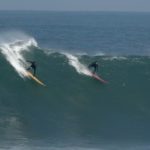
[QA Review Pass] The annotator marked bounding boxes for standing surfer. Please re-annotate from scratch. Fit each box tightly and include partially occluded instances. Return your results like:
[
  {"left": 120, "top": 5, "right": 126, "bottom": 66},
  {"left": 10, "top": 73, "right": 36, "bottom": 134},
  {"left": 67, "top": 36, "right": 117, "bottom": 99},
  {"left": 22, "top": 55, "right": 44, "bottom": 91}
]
[
  {"left": 88, "top": 61, "right": 99, "bottom": 74},
  {"left": 27, "top": 60, "right": 36, "bottom": 76}
]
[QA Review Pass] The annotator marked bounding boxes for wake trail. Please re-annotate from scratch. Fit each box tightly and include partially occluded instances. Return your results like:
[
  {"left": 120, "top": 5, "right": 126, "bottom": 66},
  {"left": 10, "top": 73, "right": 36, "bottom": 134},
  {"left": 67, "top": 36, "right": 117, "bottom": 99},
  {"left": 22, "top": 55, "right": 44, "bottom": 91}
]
[{"left": 64, "top": 53, "right": 92, "bottom": 77}]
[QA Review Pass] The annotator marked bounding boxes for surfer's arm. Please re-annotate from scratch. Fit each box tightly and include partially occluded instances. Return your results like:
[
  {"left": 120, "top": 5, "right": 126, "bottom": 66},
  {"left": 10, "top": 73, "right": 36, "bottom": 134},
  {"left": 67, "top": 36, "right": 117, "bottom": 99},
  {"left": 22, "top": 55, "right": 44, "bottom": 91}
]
[{"left": 27, "top": 60, "right": 32, "bottom": 63}]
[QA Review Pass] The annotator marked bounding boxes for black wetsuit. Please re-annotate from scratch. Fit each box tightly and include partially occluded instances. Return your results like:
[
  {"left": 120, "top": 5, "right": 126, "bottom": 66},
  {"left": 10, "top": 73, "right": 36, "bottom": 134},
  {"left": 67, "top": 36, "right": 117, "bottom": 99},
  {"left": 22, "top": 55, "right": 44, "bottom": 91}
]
[
  {"left": 27, "top": 61, "right": 36, "bottom": 76},
  {"left": 88, "top": 61, "right": 98, "bottom": 74}
]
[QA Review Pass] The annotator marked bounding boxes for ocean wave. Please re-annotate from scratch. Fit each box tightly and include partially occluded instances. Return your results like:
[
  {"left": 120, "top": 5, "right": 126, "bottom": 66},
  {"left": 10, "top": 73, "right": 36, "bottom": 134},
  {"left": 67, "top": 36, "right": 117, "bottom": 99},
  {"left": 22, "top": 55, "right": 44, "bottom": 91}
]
[{"left": 0, "top": 31, "right": 38, "bottom": 78}]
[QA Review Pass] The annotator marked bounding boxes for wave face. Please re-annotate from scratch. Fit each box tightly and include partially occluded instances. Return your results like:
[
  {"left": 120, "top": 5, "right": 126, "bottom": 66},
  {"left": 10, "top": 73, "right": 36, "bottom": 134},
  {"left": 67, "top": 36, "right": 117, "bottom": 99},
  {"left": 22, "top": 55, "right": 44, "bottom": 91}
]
[
  {"left": 0, "top": 11, "right": 150, "bottom": 149},
  {"left": 1, "top": 41, "right": 150, "bottom": 149}
]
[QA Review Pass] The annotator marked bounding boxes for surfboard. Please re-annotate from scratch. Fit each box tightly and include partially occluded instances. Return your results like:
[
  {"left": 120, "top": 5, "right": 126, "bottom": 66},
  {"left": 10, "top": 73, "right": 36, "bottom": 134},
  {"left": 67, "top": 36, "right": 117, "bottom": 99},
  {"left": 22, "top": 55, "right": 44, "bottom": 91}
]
[
  {"left": 26, "top": 71, "right": 46, "bottom": 87},
  {"left": 92, "top": 73, "right": 108, "bottom": 84}
]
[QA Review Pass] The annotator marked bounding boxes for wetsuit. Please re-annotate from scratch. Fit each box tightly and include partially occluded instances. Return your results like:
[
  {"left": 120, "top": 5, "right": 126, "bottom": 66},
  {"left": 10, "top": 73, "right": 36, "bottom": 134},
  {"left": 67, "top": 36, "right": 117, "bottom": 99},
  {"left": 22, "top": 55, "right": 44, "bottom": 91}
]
[
  {"left": 88, "top": 61, "right": 98, "bottom": 74},
  {"left": 27, "top": 61, "right": 36, "bottom": 76}
]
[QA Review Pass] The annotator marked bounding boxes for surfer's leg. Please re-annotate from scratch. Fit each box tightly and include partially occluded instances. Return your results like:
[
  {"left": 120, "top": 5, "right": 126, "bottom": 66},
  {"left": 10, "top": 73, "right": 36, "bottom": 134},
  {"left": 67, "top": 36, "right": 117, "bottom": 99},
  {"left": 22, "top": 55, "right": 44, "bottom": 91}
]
[
  {"left": 96, "top": 66, "right": 98, "bottom": 73},
  {"left": 27, "top": 67, "right": 31, "bottom": 71},
  {"left": 93, "top": 67, "right": 97, "bottom": 74},
  {"left": 33, "top": 68, "right": 36, "bottom": 76}
]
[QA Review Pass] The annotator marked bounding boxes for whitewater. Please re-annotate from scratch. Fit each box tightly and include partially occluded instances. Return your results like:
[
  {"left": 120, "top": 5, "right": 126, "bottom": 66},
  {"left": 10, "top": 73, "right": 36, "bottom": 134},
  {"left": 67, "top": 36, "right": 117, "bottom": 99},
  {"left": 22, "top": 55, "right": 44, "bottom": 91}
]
[{"left": 0, "top": 32, "right": 38, "bottom": 78}]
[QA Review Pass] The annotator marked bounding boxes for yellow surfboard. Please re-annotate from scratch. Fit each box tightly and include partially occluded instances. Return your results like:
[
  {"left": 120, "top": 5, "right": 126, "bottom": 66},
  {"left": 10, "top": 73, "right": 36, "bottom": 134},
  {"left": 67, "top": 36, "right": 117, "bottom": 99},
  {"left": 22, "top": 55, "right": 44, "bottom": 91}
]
[{"left": 26, "top": 71, "right": 46, "bottom": 87}]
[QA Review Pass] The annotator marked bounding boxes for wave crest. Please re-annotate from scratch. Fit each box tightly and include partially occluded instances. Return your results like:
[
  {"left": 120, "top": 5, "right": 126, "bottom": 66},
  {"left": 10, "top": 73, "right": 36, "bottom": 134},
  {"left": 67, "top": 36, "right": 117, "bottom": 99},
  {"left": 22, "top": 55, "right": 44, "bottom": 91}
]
[{"left": 0, "top": 31, "right": 38, "bottom": 78}]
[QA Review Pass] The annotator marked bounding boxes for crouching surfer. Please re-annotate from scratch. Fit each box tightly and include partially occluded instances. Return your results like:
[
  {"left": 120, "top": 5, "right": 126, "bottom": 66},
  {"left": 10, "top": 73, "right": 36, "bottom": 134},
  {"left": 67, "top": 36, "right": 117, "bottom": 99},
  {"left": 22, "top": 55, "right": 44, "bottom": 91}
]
[{"left": 27, "top": 60, "right": 36, "bottom": 76}]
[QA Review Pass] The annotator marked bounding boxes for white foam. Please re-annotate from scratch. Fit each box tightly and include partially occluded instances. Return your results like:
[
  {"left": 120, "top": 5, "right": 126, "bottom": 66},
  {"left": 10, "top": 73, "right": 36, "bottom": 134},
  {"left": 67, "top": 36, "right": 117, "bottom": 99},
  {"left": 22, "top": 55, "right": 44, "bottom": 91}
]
[
  {"left": 64, "top": 53, "right": 92, "bottom": 76},
  {"left": 102, "top": 56, "right": 127, "bottom": 61},
  {"left": 0, "top": 31, "right": 38, "bottom": 78}
]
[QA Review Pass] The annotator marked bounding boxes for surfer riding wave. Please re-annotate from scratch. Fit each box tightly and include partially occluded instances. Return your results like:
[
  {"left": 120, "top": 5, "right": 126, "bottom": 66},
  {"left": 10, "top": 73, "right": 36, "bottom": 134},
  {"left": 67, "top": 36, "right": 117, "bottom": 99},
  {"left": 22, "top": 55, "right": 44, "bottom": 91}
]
[
  {"left": 27, "top": 60, "right": 36, "bottom": 76},
  {"left": 88, "top": 61, "right": 99, "bottom": 74}
]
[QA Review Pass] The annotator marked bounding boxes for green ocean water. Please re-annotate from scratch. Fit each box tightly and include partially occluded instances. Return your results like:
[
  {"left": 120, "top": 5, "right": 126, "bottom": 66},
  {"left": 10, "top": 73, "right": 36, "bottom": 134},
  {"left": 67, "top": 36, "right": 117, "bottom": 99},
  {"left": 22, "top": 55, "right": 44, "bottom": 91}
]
[
  {"left": 1, "top": 45, "right": 150, "bottom": 149},
  {"left": 0, "top": 11, "right": 150, "bottom": 149}
]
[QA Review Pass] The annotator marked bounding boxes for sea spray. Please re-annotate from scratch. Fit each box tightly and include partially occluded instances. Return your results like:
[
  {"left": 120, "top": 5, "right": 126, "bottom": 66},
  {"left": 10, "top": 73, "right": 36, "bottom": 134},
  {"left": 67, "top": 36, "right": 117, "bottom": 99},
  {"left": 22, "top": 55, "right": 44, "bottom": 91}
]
[
  {"left": 64, "top": 53, "right": 92, "bottom": 76},
  {"left": 0, "top": 31, "right": 38, "bottom": 78}
]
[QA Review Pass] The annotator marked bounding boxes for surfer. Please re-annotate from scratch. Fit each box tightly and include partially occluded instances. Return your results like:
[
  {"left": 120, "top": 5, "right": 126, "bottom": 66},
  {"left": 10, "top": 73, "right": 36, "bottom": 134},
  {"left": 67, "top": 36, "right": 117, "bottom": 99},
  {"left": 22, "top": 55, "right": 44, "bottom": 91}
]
[
  {"left": 88, "top": 61, "right": 98, "bottom": 74},
  {"left": 27, "top": 60, "right": 36, "bottom": 76}
]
